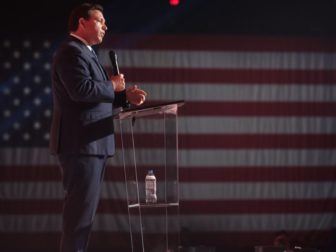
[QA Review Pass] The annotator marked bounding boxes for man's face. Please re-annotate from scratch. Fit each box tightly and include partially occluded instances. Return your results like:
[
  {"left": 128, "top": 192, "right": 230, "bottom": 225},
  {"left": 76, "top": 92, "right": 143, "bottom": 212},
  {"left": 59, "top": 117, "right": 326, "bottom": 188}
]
[{"left": 81, "top": 10, "right": 107, "bottom": 45}]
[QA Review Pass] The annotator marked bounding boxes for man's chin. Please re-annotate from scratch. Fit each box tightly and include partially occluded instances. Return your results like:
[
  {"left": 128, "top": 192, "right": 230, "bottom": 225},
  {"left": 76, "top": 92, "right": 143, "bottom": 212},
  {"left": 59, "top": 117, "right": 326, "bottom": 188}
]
[{"left": 92, "top": 38, "right": 103, "bottom": 45}]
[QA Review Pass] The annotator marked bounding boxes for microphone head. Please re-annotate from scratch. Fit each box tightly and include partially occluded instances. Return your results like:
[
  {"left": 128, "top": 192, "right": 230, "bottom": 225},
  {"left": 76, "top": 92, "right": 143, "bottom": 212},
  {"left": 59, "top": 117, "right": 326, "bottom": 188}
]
[{"left": 109, "top": 50, "right": 117, "bottom": 61}]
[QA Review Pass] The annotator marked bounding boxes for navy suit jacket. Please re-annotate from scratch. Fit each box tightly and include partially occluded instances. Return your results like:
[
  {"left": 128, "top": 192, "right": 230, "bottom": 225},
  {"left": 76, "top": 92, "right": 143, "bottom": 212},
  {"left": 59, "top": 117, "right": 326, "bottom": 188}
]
[{"left": 49, "top": 36, "right": 127, "bottom": 156}]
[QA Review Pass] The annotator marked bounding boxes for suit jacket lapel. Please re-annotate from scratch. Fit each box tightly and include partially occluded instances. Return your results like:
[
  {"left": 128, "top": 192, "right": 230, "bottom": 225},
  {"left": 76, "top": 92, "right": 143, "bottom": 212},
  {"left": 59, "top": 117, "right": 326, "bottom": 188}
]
[
  {"left": 68, "top": 36, "right": 109, "bottom": 81},
  {"left": 90, "top": 51, "right": 109, "bottom": 81}
]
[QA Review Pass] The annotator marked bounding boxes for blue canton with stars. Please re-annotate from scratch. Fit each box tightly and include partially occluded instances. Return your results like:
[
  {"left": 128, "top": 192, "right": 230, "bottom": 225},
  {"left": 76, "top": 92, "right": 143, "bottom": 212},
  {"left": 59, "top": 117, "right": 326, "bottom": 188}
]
[{"left": 0, "top": 36, "right": 57, "bottom": 146}]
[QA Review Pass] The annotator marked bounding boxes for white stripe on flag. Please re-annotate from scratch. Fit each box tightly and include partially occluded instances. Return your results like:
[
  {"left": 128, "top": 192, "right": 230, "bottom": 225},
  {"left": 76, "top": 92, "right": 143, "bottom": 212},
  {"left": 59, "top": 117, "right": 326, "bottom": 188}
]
[
  {"left": 2, "top": 182, "right": 336, "bottom": 200},
  {"left": 133, "top": 83, "right": 336, "bottom": 102},
  {"left": 2, "top": 148, "right": 336, "bottom": 167},
  {"left": 99, "top": 49, "right": 336, "bottom": 70},
  {"left": 1, "top": 213, "right": 335, "bottom": 232},
  {"left": 111, "top": 149, "right": 336, "bottom": 167},
  {"left": 115, "top": 116, "right": 336, "bottom": 134}
]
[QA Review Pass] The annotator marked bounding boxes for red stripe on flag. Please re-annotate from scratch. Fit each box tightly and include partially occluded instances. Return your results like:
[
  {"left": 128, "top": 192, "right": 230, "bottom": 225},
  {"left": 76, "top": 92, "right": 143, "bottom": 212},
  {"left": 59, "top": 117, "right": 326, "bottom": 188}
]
[
  {"left": 1, "top": 165, "right": 61, "bottom": 182},
  {"left": 177, "top": 101, "right": 336, "bottom": 116},
  {"left": 102, "top": 34, "right": 336, "bottom": 52},
  {"left": 2, "top": 165, "right": 336, "bottom": 182},
  {"left": 0, "top": 199, "right": 63, "bottom": 214},
  {"left": 185, "top": 231, "right": 332, "bottom": 248},
  {"left": 0, "top": 232, "right": 131, "bottom": 251},
  {"left": 180, "top": 199, "right": 336, "bottom": 214},
  {"left": 2, "top": 199, "right": 336, "bottom": 214},
  {"left": 106, "top": 67, "right": 336, "bottom": 84},
  {"left": 117, "top": 133, "right": 336, "bottom": 149},
  {"left": 179, "top": 167, "right": 336, "bottom": 182},
  {"left": 0, "top": 231, "right": 332, "bottom": 249}
]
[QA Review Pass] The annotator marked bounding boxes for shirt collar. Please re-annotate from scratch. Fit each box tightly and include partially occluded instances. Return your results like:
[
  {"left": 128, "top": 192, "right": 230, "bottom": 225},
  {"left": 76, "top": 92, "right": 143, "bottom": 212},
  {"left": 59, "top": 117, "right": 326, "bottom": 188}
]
[{"left": 70, "top": 33, "right": 93, "bottom": 51}]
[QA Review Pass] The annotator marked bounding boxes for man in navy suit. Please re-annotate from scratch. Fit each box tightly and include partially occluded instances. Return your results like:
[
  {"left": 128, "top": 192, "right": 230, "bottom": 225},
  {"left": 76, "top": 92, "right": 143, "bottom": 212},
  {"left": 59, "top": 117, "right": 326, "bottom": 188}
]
[{"left": 49, "top": 3, "right": 147, "bottom": 252}]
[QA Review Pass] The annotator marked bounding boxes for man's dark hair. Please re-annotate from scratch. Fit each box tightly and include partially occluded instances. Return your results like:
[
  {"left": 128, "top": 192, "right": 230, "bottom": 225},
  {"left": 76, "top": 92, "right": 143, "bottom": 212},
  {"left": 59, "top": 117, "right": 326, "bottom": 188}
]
[{"left": 68, "top": 3, "right": 104, "bottom": 32}]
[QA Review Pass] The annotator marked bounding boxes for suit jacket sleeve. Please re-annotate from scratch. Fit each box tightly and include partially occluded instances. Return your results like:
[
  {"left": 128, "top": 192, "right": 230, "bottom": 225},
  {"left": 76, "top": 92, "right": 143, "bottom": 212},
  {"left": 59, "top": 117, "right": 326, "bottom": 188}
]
[{"left": 113, "top": 90, "right": 128, "bottom": 108}]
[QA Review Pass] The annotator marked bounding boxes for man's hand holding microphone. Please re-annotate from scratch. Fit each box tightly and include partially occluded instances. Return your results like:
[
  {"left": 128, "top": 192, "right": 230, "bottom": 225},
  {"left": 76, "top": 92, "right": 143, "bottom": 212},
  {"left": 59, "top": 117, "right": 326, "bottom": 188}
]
[
  {"left": 110, "top": 50, "right": 147, "bottom": 106},
  {"left": 111, "top": 74, "right": 147, "bottom": 106}
]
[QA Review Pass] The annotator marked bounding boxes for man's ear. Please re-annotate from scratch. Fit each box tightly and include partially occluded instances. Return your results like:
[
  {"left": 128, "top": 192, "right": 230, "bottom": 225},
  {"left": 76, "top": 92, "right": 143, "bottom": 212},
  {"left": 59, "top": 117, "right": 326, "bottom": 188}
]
[{"left": 79, "top": 17, "right": 86, "bottom": 28}]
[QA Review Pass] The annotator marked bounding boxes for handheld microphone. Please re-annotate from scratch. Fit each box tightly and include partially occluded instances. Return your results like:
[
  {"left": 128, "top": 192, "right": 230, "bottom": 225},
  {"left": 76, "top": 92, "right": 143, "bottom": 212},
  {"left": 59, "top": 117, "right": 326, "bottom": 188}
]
[
  {"left": 109, "top": 50, "right": 131, "bottom": 109},
  {"left": 109, "top": 50, "right": 120, "bottom": 76}
]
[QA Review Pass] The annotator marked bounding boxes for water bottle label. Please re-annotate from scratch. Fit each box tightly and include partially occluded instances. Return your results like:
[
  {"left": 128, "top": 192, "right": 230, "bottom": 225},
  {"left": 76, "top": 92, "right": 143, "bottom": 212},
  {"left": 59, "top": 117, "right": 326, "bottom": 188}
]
[
  {"left": 145, "top": 175, "right": 157, "bottom": 203},
  {"left": 146, "top": 181, "right": 155, "bottom": 190}
]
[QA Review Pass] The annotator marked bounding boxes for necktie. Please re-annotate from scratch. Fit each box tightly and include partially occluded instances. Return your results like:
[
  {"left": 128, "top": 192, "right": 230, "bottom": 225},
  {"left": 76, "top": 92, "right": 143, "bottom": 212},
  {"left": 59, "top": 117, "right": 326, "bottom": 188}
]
[
  {"left": 90, "top": 49, "right": 107, "bottom": 80},
  {"left": 91, "top": 49, "right": 98, "bottom": 58}
]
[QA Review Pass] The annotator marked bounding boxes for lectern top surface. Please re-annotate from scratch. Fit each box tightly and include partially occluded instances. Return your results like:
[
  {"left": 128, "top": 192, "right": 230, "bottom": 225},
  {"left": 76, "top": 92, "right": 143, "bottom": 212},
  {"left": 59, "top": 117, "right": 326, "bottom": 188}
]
[
  {"left": 114, "top": 100, "right": 185, "bottom": 120},
  {"left": 122, "top": 100, "right": 185, "bottom": 113}
]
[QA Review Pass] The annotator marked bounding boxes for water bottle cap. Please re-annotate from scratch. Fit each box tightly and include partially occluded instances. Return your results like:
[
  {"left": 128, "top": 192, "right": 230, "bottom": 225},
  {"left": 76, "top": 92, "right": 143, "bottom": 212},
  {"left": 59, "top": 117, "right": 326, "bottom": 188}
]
[{"left": 148, "top": 170, "right": 153, "bottom": 174}]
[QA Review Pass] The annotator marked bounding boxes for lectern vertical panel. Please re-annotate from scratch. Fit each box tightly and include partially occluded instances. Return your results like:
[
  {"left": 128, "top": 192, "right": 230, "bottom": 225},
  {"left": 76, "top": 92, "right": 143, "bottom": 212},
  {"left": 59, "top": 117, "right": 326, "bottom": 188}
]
[
  {"left": 115, "top": 101, "right": 184, "bottom": 252},
  {"left": 164, "top": 112, "right": 179, "bottom": 204}
]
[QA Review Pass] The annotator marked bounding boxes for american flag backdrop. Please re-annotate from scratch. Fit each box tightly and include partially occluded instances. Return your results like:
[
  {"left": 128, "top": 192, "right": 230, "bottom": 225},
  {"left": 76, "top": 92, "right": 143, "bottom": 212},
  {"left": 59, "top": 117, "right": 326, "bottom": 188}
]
[{"left": 1, "top": 34, "right": 336, "bottom": 251}]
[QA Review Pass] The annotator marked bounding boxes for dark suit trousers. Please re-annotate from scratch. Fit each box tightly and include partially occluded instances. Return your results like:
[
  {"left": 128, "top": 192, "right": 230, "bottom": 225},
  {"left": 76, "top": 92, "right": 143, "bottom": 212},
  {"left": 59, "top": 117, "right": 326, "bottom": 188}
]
[{"left": 57, "top": 154, "right": 109, "bottom": 252}]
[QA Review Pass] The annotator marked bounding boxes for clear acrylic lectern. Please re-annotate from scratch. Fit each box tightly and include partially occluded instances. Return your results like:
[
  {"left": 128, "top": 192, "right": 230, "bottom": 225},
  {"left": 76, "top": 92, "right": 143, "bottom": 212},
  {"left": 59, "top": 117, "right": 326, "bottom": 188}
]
[{"left": 114, "top": 101, "right": 184, "bottom": 252}]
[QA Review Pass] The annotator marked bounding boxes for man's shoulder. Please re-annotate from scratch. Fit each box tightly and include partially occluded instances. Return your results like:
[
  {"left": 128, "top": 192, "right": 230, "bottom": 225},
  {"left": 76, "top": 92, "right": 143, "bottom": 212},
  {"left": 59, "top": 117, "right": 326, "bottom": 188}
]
[
  {"left": 61, "top": 37, "right": 85, "bottom": 52},
  {"left": 55, "top": 37, "right": 86, "bottom": 60}
]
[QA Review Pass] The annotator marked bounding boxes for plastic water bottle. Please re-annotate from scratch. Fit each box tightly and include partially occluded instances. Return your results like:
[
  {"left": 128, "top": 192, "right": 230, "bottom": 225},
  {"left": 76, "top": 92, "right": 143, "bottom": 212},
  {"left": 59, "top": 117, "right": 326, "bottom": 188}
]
[{"left": 145, "top": 170, "right": 157, "bottom": 203}]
